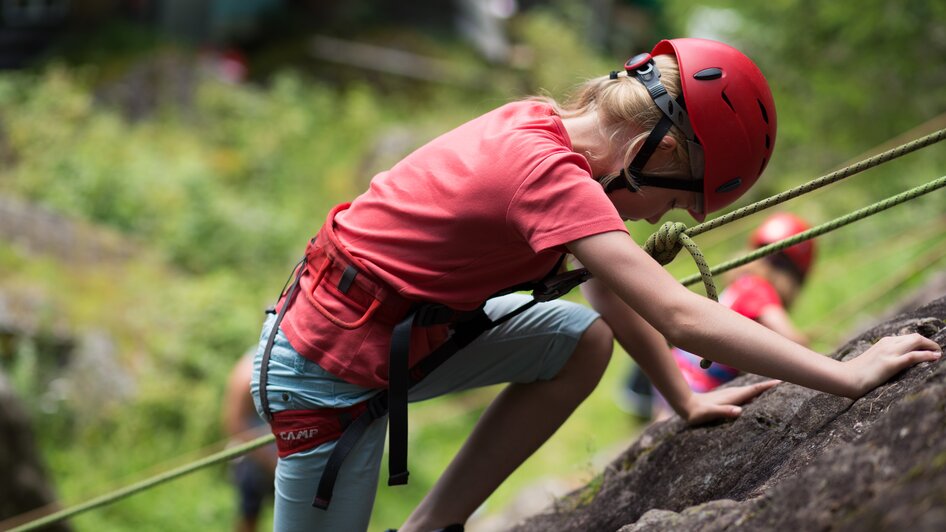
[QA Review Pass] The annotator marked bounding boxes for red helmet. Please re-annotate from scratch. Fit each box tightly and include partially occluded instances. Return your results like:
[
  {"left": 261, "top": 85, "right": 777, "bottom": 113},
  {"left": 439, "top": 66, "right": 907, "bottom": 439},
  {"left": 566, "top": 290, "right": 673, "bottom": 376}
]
[
  {"left": 614, "top": 38, "right": 777, "bottom": 221},
  {"left": 750, "top": 213, "right": 815, "bottom": 275}
]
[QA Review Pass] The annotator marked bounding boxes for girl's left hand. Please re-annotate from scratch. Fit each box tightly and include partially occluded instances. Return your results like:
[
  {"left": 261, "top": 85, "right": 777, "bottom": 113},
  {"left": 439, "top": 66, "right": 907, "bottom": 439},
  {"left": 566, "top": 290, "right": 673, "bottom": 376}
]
[
  {"left": 682, "top": 380, "right": 781, "bottom": 425},
  {"left": 843, "top": 333, "right": 941, "bottom": 398}
]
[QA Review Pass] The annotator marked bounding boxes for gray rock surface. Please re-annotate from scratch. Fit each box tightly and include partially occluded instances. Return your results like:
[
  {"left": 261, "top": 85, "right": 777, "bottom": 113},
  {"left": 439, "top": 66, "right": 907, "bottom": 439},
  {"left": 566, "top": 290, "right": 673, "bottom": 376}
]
[{"left": 514, "top": 296, "right": 946, "bottom": 532}]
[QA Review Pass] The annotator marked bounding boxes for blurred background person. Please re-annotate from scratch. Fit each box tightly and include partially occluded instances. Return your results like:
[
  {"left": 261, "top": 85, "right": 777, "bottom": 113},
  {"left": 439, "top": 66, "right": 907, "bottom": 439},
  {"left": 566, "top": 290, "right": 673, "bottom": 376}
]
[
  {"left": 223, "top": 350, "right": 277, "bottom": 532},
  {"left": 623, "top": 212, "right": 816, "bottom": 420}
]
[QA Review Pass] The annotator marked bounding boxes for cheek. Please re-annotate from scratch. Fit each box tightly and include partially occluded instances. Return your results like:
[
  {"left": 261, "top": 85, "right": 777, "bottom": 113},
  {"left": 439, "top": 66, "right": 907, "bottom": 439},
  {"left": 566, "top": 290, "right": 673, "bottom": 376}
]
[{"left": 638, "top": 200, "right": 663, "bottom": 218}]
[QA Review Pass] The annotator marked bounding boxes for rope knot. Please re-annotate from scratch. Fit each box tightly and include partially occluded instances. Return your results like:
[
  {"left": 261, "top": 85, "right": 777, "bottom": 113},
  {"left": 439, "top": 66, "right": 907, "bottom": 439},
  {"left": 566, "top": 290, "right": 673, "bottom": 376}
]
[
  {"left": 643, "top": 219, "right": 718, "bottom": 370},
  {"left": 644, "top": 221, "right": 688, "bottom": 265}
]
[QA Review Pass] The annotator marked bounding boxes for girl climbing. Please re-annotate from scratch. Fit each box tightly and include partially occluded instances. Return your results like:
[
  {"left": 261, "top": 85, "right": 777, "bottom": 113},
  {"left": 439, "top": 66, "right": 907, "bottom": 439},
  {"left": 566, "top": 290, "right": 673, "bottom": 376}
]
[{"left": 250, "top": 38, "right": 941, "bottom": 532}]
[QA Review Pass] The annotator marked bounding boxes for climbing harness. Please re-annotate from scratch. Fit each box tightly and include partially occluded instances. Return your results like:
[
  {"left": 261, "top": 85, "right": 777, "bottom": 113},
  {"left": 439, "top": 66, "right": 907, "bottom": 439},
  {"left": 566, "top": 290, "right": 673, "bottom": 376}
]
[{"left": 257, "top": 203, "right": 590, "bottom": 509}]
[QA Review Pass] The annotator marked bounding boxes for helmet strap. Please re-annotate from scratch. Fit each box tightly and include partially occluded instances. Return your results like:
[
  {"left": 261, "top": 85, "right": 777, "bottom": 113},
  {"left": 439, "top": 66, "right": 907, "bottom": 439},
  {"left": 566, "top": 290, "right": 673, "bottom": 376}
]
[
  {"left": 602, "top": 113, "right": 675, "bottom": 195},
  {"left": 625, "top": 54, "right": 695, "bottom": 140},
  {"left": 604, "top": 112, "right": 704, "bottom": 194},
  {"left": 632, "top": 172, "right": 703, "bottom": 192},
  {"left": 627, "top": 114, "right": 674, "bottom": 179},
  {"left": 602, "top": 54, "right": 704, "bottom": 196}
]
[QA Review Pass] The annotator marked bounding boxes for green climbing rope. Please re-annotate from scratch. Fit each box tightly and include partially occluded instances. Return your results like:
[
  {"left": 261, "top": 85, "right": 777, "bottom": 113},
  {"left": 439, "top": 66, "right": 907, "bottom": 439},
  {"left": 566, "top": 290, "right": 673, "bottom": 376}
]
[
  {"left": 636, "top": 127, "right": 946, "bottom": 296},
  {"left": 7, "top": 435, "right": 275, "bottom": 532},
  {"left": 679, "top": 174, "right": 946, "bottom": 287},
  {"left": 687, "top": 127, "right": 946, "bottom": 238},
  {"left": 644, "top": 222, "right": 718, "bottom": 301}
]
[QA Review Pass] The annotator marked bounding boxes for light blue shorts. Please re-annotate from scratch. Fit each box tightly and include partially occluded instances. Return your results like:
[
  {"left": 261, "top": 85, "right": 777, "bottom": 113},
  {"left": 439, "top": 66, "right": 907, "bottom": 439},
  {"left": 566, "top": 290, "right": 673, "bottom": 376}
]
[{"left": 250, "top": 293, "right": 599, "bottom": 532}]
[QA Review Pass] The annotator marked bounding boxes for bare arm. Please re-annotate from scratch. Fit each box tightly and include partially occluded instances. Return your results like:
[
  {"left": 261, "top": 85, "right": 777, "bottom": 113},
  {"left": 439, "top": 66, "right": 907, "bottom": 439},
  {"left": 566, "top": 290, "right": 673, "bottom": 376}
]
[
  {"left": 757, "top": 306, "right": 809, "bottom": 346},
  {"left": 580, "top": 276, "right": 693, "bottom": 412},
  {"left": 222, "top": 355, "right": 254, "bottom": 439},
  {"left": 568, "top": 231, "right": 941, "bottom": 399},
  {"left": 581, "top": 262, "right": 779, "bottom": 423}
]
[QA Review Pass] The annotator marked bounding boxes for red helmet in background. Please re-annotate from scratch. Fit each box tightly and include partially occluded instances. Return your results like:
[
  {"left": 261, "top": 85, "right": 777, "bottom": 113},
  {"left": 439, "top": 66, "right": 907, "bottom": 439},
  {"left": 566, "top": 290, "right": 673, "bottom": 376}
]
[
  {"left": 750, "top": 213, "right": 815, "bottom": 276},
  {"left": 616, "top": 38, "right": 777, "bottom": 221}
]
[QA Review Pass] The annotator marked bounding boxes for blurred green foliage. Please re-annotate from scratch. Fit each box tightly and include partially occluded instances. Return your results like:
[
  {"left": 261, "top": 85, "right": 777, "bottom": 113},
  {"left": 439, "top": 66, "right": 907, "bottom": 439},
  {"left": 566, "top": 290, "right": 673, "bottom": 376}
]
[{"left": 0, "top": 1, "right": 943, "bottom": 531}]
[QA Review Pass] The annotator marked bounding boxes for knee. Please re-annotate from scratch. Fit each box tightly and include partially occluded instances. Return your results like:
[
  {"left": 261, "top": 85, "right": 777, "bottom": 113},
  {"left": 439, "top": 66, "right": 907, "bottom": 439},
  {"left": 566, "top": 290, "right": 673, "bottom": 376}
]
[{"left": 569, "top": 318, "right": 613, "bottom": 389}]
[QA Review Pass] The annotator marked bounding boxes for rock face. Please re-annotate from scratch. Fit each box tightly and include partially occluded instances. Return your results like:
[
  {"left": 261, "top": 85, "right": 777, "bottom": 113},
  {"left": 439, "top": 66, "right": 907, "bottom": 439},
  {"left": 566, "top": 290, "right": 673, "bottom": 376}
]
[{"left": 514, "top": 296, "right": 946, "bottom": 532}]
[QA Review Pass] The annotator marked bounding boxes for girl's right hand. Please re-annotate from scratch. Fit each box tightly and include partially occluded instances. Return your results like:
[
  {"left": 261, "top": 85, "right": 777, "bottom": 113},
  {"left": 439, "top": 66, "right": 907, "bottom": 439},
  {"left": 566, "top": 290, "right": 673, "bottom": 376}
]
[
  {"left": 843, "top": 333, "right": 941, "bottom": 398},
  {"left": 682, "top": 379, "right": 781, "bottom": 425}
]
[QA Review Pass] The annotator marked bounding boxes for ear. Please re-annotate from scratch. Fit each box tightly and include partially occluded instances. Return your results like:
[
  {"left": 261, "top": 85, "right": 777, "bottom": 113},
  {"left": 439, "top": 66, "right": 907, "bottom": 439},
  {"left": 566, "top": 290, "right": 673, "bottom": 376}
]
[{"left": 658, "top": 135, "right": 678, "bottom": 151}]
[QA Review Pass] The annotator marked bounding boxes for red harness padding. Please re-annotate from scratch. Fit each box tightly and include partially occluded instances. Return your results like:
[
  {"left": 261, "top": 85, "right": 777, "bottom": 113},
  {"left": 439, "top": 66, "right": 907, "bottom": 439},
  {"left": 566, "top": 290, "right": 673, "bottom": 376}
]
[{"left": 270, "top": 403, "right": 368, "bottom": 458}]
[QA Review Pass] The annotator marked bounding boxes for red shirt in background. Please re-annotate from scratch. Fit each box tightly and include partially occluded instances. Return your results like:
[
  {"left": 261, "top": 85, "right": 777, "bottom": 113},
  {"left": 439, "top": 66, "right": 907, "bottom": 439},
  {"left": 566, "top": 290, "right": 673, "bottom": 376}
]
[{"left": 720, "top": 274, "right": 783, "bottom": 319}]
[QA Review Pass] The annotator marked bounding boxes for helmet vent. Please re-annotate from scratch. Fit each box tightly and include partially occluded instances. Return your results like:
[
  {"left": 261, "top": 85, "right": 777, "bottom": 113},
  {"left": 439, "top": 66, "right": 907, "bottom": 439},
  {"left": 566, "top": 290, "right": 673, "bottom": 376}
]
[
  {"left": 765, "top": 135, "right": 771, "bottom": 150},
  {"left": 716, "top": 178, "right": 742, "bottom": 194},
  {"left": 758, "top": 99, "right": 770, "bottom": 124},
  {"left": 694, "top": 67, "right": 723, "bottom": 80},
  {"left": 720, "top": 91, "right": 735, "bottom": 112}
]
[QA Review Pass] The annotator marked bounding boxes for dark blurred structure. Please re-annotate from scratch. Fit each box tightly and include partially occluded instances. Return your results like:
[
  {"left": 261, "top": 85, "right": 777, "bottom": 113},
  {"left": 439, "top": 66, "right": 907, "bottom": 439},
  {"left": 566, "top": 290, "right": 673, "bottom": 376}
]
[
  {"left": 0, "top": 370, "right": 72, "bottom": 531},
  {"left": 0, "top": 0, "right": 662, "bottom": 71},
  {"left": 0, "top": 0, "right": 282, "bottom": 69},
  {"left": 0, "top": 0, "right": 69, "bottom": 68}
]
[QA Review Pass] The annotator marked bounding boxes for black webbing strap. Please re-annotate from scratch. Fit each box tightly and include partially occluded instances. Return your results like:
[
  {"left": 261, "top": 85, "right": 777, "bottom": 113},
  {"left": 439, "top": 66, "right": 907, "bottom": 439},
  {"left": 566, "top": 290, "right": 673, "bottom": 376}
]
[
  {"left": 259, "top": 262, "right": 304, "bottom": 421},
  {"left": 314, "top": 307, "right": 499, "bottom": 509},
  {"left": 386, "top": 302, "right": 499, "bottom": 487},
  {"left": 312, "top": 392, "right": 389, "bottom": 509},
  {"left": 312, "top": 252, "right": 590, "bottom": 509},
  {"left": 407, "top": 309, "right": 493, "bottom": 385},
  {"left": 628, "top": 114, "right": 675, "bottom": 180},
  {"left": 387, "top": 308, "right": 416, "bottom": 486}
]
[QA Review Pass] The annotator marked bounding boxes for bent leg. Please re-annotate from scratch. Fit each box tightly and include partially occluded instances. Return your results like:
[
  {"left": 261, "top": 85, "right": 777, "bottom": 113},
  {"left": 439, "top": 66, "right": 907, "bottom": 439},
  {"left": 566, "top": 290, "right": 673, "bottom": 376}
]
[
  {"left": 272, "top": 423, "right": 386, "bottom": 532},
  {"left": 251, "top": 314, "right": 386, "bottom": 532},
  {"left": 402, "top": 297, "right": 614, "bottom": 531}
]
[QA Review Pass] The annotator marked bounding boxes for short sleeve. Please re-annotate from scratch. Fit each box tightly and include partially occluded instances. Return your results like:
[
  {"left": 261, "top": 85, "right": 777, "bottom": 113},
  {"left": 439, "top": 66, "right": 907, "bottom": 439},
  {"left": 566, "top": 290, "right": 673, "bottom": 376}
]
[{"left": 507, "top": 153, "right": 628, "bottom": 253}]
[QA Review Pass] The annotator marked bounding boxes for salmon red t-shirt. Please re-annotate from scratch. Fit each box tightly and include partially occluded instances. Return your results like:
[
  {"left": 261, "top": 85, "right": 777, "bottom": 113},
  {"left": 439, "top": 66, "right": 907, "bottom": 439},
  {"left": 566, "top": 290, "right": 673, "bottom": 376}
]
[{"left": 281, "top": 101, "right": 628, "bottom": 387}]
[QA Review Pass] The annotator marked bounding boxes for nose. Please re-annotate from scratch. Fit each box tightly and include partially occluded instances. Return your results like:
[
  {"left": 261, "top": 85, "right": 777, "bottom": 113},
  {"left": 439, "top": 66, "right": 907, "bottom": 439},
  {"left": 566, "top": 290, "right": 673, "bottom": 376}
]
[
  {"left": 646, "top": 214, "right": 662, "bottom": 224},
  {"left": 688, "top": 209, "right": 706, "bottom": 223}
]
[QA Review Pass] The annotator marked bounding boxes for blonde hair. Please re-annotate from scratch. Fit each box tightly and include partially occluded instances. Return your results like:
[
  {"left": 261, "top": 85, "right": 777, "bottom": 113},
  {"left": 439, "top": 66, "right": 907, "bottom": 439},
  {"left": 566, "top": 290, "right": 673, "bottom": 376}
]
[{"left": 532, "top": 55, "right": 691, "bottom": 187}]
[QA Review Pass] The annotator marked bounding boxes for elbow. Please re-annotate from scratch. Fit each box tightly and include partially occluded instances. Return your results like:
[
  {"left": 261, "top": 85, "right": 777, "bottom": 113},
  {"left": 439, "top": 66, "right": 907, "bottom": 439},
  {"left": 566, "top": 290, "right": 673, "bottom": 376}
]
[{"left": 649, "top": 296, "right": 705, "bottom": 347}]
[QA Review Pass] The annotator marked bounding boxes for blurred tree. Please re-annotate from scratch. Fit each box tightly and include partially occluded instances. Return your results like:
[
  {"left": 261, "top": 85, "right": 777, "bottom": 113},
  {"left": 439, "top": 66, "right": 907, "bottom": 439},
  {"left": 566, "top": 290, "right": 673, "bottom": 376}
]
[{"left": 665, "top": 0, "right": 946, "bottom": 185}]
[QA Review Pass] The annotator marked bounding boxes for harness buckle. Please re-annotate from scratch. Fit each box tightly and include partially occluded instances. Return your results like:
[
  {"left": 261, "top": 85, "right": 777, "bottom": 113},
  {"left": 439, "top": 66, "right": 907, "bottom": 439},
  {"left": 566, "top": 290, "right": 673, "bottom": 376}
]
[
  {"left": 533, "top": 269, "right": 592, "bottom": 302},
  {"left": 388, "top": 471, "right": 410, "bottom": 486},
  {"left": 414, "top": 303, "right": 456, "bottom": 326},
  {"left": 367, "top": 393, "right": 389, "bottom": 419}
]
